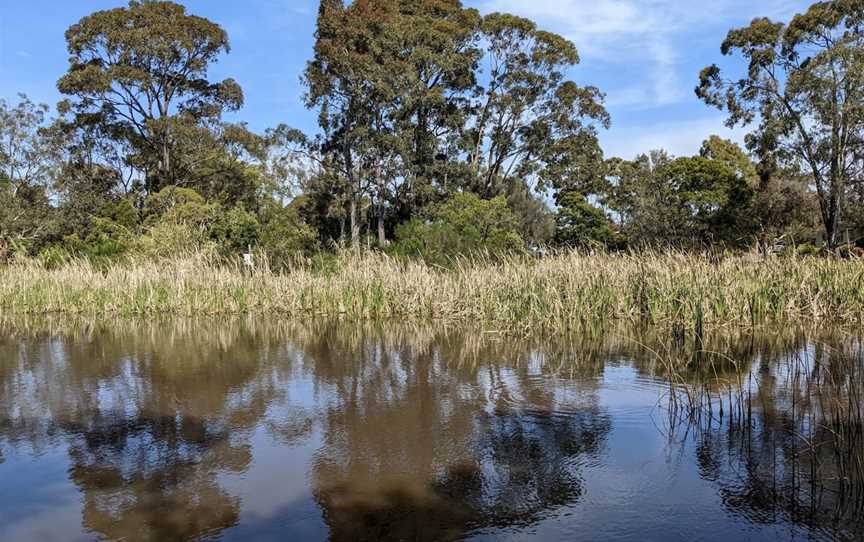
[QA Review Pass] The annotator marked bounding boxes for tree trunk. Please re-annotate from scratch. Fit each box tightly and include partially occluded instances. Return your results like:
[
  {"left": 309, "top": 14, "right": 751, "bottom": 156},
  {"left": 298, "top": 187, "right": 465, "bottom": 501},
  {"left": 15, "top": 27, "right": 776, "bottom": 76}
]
[
  {"left": 376, "top": 171, "right": 386, "bottom": 248},
  {"left": 161, "top": 139, "right": 171, "bottom": 186},
  {"left": 377, "top": 198, "right": 386, "bottom": 248},
  {"left": 349, "top": 197, "right": 360, "bottom": 250}
]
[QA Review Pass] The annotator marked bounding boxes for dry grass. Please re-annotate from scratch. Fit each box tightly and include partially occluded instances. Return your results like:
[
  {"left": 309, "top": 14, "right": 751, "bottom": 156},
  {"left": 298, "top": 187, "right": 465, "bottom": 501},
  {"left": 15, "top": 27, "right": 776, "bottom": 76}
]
[{"left": 1, "top": 250, "right": 863, "bottom": 332}]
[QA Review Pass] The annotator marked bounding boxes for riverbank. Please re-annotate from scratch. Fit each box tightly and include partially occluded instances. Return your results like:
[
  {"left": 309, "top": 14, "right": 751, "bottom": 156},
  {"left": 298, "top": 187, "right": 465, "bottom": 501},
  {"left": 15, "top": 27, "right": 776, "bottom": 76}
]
[{"left": 1, "top": 251, "right": 862, "bottom": 332}]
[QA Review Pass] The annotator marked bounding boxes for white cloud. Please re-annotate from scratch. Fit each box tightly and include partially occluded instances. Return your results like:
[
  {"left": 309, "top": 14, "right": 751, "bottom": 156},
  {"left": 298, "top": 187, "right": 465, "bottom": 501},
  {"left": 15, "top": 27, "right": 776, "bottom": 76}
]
[
  {"left": 475, "top": 0, "right": 808, "bottom": 109},
  {"left": 599, "top": 115, "right": 748, "bottom": 159}
]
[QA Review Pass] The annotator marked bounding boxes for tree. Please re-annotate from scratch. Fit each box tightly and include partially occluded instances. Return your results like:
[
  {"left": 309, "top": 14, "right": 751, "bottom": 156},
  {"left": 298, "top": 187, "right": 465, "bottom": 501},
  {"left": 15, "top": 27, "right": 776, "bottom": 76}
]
[
  {"left": 608, "top": 150, "right": 755, "bottom": 247},
  {"left": 392, "top": 192, "right": 524, "bottom": 262},
  {"left": 505, "top": 179, "right": 555, "bottom": 247},
  {"left": 554, "top": 192, "right": 617, "bottom": 248},
  {"left": 305, "top": 0, "right": 482, "bottom": 249},
  {"left": 57, "top": 0, "right": 243, "bottom": 193},
  {"left": 304, "top": 0, "right": 383, "bottom": 248},
  {"left": 604, "top": 150, "right": 671, "bottom": 236},
  {"left": 0, "top": 95, "right": 52, "bottom": 196},
  {"left": 0, "top": 95, "right": 54, "bottom": 252},
  {"left": 471, "top": 13, "right": 609, "bottom": 200},
  {"left": 699, "top": 136, "right": 759, "bottom": 188},
  {"left": 388, "top": 0, "right": 481, "bottom": 213},
  {"left": 697, "top": 1, "right": 864, "bottom": 246}
]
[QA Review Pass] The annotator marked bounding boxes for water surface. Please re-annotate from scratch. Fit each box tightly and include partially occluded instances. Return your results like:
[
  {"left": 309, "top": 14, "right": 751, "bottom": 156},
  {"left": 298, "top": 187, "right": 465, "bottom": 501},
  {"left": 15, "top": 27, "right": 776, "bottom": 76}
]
[{"left": 0, "top": 319, "right": 861, "bottom": 541}]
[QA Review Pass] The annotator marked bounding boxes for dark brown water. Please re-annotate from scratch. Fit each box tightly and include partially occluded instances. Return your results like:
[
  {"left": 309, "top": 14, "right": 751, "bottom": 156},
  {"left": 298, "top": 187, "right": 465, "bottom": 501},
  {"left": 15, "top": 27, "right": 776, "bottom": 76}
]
[{"left": 0, "top": 319, "right": 861, "bottom": 541}]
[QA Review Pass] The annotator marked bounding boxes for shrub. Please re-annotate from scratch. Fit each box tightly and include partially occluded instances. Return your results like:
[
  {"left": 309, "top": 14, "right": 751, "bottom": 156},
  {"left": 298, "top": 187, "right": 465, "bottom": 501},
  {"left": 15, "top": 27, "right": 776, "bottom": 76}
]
[
  {"left": 210, "top": 204, "right": 260, "bottom": 254},
  {"left": 143, "top": 186, "right": 216, "bottom": 227},
  {"left": 138, "top": 222, "right": 215, "bottom": 259},
  {"left": 391, "top": 193, "right": 524, "bottom": 263},
  {"left": 37, "top": 245, "right": 72, "bottom": 270},
  {"left": 554, "top": 192, "right": 619, "bottom": 248},
  {"left": 258, "top": 204, "right": 319, "bottom": 269},
  {"left": 63, "top": 216, "right": 136, "bottom": 262}
]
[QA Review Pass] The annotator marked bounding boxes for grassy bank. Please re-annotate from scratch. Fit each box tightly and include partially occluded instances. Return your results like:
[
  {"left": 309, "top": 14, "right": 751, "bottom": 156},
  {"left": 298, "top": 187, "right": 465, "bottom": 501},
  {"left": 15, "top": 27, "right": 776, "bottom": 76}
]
[{"left": 1, "top": 251, "right": 863, "bottom": 332}]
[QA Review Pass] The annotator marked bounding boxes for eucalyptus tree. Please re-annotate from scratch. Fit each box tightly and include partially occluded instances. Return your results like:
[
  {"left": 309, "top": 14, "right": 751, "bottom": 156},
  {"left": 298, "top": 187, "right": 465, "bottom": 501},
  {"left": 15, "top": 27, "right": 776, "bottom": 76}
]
[
  {"left": 697, "top": 0, "right": 864, "bottom": 246},
  {"left": 306, "top": 0, "right": 481, "bottom": 247},
  {"left": 387, "top": 0, "right": 481, "bottom": 213},
  {"left": 0, "top": 95, "right": 52, "bottom": 197},
  {"left": 470, "top": 13, "right": 609, "bottom": 200},
  {"left": 304, "top": 0, "right": 385, "bottom": 247},
  {"left": 0, "top": 95, "right": 53, "bottom": 249},
  {"left": 57, "top": 0, "right": 244, "bottom": 193}
]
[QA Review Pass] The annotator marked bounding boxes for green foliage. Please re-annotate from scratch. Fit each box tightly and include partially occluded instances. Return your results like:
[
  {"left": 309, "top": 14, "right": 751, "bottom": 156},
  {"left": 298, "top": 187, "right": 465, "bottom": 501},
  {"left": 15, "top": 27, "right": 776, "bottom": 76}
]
[
  {"left": 697, "top": 0, "right": 864, "bottom": 246},
  {"left": 63, "top": 216, "right": 135, "bottom": 262},
  {"left": 144, "top": 186, "right": 216, "bottom": 227},
  {"left": 57, "top": 0, "right": 243, "bottom": 192},
  {"left": 210, "top": 204, "right": 260, "bottom": 254},
  {"left": 1, "top": 1, "right": 840, "bottom": 265},
  {"left": 392, "top": 193, "right": 524, "bottom": 262},
  {"left": 138, "top": 222, "right": 213, "bottom": 259},
  {"left": 303, "top": 0, "right": 608, "bottom": 248},
  {"left": 658, "top": 156, "right": 755, "bottom": 246},
  {"left": 258, "top": 202, "right": 320, "bottom": 268},
  {"left": 0, "top": 95, "right": 53, "bottom": 252},
  {"left": 505, "top": 180, "right": 555, "bottom": 247},
  {"left": 36, "top": 245, "right": 72, "bottom": 270},
  {"left": 554, "top": 192, "right": 618, "bottom": 248},
  {"left": 699, "top": 136, "right": 759, "bottom": 188},
  {"left": 608, "top": 146, "right": 757, "bottom": 247}
]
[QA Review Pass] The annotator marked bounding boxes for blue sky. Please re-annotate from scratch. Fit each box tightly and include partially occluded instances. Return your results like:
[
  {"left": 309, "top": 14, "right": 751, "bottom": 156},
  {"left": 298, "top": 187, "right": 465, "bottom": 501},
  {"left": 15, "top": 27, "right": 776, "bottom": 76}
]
[{"left": 0, "top": 0, "right": 810, "bottom": 160}]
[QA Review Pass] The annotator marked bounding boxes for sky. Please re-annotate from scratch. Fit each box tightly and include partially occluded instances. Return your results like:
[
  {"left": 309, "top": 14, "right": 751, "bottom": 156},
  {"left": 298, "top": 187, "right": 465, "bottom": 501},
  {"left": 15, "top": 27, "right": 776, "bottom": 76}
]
[{"left": 0, "top": 0, "right": 811, "bottom": 160}]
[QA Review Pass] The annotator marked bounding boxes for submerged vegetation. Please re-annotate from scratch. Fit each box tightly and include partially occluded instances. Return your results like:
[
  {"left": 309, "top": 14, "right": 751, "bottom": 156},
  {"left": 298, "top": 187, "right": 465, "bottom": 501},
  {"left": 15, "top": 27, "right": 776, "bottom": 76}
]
[{"left": 2, "top": 250, "right": 863, "bottom": 332}]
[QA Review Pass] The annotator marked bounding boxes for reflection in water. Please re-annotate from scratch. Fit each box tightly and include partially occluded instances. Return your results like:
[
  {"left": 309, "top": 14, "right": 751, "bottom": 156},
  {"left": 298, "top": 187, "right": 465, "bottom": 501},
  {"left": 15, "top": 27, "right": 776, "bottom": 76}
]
[
  {"left": 679, "top": 339, "right": 864, "bottom": 542},
  {"left": 0, "top": 318, "right": 861, "bottom": 541}
]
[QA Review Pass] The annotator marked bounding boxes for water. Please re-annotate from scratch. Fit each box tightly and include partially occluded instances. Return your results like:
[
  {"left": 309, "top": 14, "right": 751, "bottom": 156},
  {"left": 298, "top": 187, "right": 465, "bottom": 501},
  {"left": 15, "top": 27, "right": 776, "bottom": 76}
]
[{"left": 0, "top": 319, "right": 861, "bottom": 541}]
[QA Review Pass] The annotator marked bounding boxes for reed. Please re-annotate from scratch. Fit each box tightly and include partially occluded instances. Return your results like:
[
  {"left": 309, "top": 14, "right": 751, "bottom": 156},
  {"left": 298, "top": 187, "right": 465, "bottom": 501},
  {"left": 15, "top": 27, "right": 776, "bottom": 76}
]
[{"left": 1, "top": 250, "right": 863, "bottom": 332}]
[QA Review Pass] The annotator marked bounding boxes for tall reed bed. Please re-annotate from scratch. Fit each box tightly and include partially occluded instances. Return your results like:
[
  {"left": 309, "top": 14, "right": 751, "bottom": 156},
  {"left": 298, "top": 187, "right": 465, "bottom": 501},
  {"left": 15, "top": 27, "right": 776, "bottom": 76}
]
[{"left": 1, "top": 250, "right": 863, "bottom": 331}]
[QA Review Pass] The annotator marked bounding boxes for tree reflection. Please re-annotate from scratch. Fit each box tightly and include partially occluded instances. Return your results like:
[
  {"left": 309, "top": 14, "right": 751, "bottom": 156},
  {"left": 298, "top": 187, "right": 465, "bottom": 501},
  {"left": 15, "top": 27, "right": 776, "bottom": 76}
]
[
  {"left": 680, "top": 337, "right": 864, "bottom": 542},
  {"left": 0, "top": 318, "right": 862, "bottom": 541},
  {"left": 0, "top": 319, "right": 295, "bottom": 540},
  {"left": 293, "top": 323, "right": 612, "bottom": 541}
]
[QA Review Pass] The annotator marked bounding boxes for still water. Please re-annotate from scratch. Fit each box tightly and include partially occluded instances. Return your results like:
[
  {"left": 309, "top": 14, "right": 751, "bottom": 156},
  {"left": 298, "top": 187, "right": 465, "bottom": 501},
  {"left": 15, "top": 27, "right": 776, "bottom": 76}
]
[{"left": 0, "top": 319, "right": 861, "bottom": 541}]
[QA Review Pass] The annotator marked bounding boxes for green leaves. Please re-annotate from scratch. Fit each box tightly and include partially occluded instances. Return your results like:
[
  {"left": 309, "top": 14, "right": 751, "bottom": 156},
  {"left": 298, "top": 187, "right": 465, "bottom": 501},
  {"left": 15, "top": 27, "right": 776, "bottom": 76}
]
[
  {"left": 392, "top": 192, "right": 525, "bottom": 263},
  {"left": 697, "top": 0, "right": 864, "bottom": 246},
  {"left": 554, "top": 192, "right": 617, "bottom": 248},
  {"left": 58, "top": 1, "right": 241, "bottom": 192}
]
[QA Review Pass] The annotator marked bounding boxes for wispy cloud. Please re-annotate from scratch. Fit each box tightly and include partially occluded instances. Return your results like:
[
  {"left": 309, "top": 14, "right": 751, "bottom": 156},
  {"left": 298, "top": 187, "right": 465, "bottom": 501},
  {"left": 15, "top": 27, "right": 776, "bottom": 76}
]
[
  {"left": 476, "top": 0, "right": 808, "bottom": 109},
  {"left": 599, "top": 115, "right": 749, "bottom": 160}
]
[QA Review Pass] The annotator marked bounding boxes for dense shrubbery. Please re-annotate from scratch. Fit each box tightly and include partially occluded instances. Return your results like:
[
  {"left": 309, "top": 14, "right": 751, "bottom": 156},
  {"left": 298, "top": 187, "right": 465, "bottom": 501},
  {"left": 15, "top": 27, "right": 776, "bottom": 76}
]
[{"left": 391, "top": 193, "right": 525, "bottom": 263}]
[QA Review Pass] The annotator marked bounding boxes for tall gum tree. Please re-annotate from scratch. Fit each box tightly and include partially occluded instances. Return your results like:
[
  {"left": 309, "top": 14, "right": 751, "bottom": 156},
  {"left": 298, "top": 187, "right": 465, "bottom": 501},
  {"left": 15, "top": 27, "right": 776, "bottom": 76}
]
[
  {"left": 57, "top": 0, "right": 243, "bottom": 193},
  {"left": 469, "top": 13, "right": 609, "bottom": 201},
  {"left": 697, "top": 0, "right": 864, "bottom": 246}
]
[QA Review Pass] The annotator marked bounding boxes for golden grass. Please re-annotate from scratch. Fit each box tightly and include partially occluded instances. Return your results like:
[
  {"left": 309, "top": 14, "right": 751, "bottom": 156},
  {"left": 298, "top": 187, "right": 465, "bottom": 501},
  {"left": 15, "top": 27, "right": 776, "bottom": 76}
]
[{"left": 1, "top": 250, "right": 863, "bottom": 332}]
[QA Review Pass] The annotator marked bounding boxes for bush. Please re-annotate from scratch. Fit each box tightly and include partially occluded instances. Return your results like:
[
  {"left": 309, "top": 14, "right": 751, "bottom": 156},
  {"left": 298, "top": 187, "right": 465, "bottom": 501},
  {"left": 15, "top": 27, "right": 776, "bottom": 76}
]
[
  {"left": 554, "top": 192, "right": 619, "bottom": 248},
  {"left": 143, "top": 186, "right": 216, "bottom": 227},
  {"left": 37, "top": 245, "right": 72, "bottom": 270},
  {"left": 258, "top": 203, "right": 319, "bottom": 269},
  {"left": 210, "top": 204, "right": 260, "bottom": 254},
  {"left": 63, "top": 216, "right": 136, "bottom": 262},
  {"left": 391, "top": 193, "right": 524, "bottom": 263},
  {"left": 138, "top": 222, "right": 215, "bottom": 259}
]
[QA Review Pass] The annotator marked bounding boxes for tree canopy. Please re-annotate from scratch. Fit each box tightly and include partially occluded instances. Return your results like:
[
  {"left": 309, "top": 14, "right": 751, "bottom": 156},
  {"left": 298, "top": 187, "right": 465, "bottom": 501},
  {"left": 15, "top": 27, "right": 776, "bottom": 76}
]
[
  {"left": 697, "top": 0, "right": 864, "bottom": 246},
  {"left": 0, "top": 0, "right": 853, "bottom": 265}
]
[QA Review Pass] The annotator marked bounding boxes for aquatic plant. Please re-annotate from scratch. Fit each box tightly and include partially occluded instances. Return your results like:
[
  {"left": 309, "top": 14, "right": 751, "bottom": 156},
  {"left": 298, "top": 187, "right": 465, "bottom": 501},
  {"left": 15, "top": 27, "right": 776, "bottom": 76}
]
[{"left": 1, "top": 250, "right": 863, "bottom": 332}]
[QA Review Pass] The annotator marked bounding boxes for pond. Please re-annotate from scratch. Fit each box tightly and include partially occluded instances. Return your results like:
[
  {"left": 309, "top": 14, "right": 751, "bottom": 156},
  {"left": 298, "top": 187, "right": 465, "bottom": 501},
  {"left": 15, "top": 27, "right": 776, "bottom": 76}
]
[{"left": 0, "top": 319, "right": 861, "bottom": 541}]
